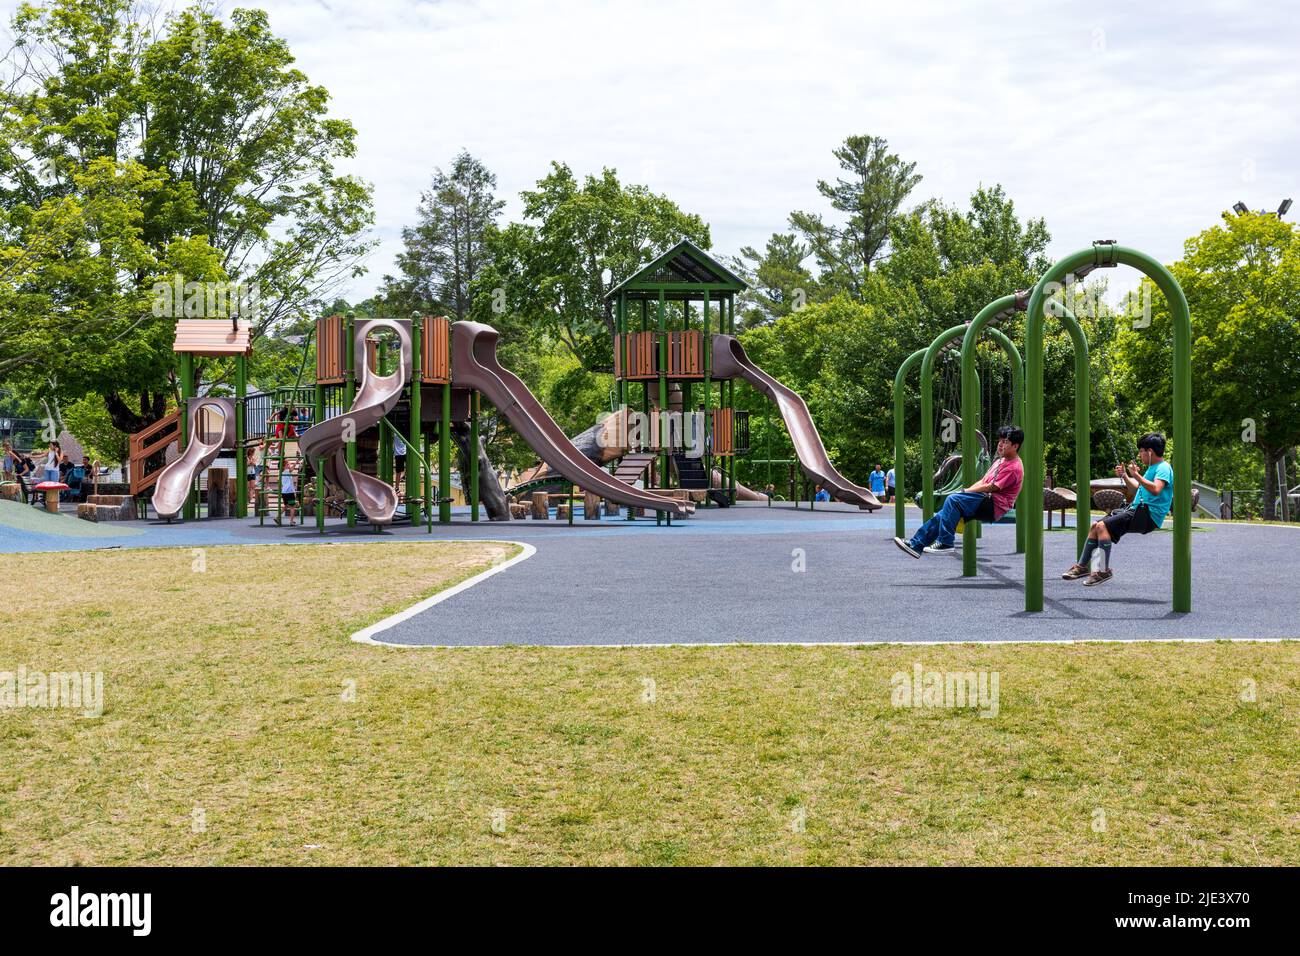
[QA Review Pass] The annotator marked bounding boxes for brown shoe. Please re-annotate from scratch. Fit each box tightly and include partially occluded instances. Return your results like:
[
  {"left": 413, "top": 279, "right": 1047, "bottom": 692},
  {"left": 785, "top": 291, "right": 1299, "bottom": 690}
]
[
  {"left": 1083, "top": 569, "right": 1113, "bottom": 587},
  {"left": 1061, "top": 564, "right": 1090, "bottom": 580}
]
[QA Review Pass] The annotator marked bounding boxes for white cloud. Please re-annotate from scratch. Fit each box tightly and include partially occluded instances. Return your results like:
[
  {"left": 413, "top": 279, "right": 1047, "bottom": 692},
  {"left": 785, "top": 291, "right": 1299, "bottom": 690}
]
[{"left": 7, "top": 0, "right": 1297, "bottom": 304}]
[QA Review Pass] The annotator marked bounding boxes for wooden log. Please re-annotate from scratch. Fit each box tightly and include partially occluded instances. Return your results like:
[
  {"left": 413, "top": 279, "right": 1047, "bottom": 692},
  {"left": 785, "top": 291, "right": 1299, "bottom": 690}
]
[
  {"left": 603, "top": 499, "right": 620, "bottom": 517},
  {"left": 531, "top": 491, "right": 549, "bottom": 520},
  {"left": 208, "top": 467, "right": 229, "bottom": 518},
  {"left": 583, "top": 491, "right": 601, "bottom": 520},
  {"left": 556, "top": 504, "right": 569, "bottom": 520}
]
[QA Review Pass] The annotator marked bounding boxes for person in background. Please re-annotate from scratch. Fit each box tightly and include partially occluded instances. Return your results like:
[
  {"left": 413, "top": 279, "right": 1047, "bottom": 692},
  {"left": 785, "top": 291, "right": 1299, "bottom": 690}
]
[
  {"left": 814, "top": 484, "right": 831, "bottom": 502},
  {"left": 393, "top": 433, "right": 407, "bottom": 490},
  {"left": 868, "top": 463, "right": 886, "bottom": 501},
  {"left": 885, "top": 466, "right": 896, "bottom": 503},
  {"left": 43, "top": 440, "right": 62, "bottom": 483},
  {"left": 246, "top": 446, "right": 259, "bottom": 511},
  {"left": 3, "top": 440, "right": 32, "bottom": 504}
]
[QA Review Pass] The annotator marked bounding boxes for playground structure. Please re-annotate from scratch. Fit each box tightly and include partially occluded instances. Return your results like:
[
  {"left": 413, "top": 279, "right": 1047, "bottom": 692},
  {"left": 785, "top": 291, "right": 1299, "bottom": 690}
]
[
  {"left": 606, "top": 240, "right": 880, "bottom": 512},
  {"left": 130, "top": 244, "right": 878, "bottom": 531}
]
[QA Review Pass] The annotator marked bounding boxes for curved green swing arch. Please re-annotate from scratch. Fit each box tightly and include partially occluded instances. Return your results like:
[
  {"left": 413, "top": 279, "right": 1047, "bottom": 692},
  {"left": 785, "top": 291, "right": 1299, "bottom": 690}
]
[
  {"left": 892, "top": 300, "right": 1029, "bottom": 552},
  {"left": 958, "top": 294, "right": 1089, "bottom": 577},
  {"left": 1023, "top": 243, "right": 1192, "bottom": 613}
]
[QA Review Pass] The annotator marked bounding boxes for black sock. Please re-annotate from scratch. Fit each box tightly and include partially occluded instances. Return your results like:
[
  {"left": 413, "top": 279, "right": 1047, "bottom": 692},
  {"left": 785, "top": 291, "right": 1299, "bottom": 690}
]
[
  {"left": 1099, "top": 542, "right": 1112, "bottom": 570},
  {"left": 1078, "top": 539, "right": 1098, "bottom": 568}
]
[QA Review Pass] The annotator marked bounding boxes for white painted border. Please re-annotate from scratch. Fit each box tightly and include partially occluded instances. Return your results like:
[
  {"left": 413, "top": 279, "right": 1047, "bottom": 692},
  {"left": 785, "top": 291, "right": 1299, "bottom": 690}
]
[
  {"left": 351, "top": 541, "right": 537, "bottom": 645},
  {"left": 364, "top": 635, "right": 1293, "bottom": 649}
]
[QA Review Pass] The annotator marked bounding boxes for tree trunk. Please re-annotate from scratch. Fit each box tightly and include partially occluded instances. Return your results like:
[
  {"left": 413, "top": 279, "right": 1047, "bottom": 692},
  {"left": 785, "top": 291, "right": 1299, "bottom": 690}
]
[
  {"left": 450, "top": 422, "right": 511, "bottom": 520},
  {"left": 1261, "top": 445, "right": 1281, "bottom": 521}
]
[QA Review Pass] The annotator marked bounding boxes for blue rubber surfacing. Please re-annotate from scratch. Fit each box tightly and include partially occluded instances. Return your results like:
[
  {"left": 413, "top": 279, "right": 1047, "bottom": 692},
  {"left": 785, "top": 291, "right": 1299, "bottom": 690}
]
[{"left": 2, "top": 502, "right": 1292, "bottom": 644}]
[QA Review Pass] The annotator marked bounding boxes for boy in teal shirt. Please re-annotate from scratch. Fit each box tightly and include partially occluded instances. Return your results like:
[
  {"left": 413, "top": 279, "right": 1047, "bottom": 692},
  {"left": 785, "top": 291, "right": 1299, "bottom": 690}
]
[{"left": 1062, "top": 432, "right": 1174, "bottom": 587}]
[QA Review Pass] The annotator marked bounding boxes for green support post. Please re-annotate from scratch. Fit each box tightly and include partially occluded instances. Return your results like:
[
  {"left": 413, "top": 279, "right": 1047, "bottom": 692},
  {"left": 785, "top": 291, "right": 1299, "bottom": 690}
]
[
  {"left": 470, "top": 392, "right": 480, "bottom": 522},
  {"left": 439, "top": 379, "right": 451, "bottom": 523},
  {"left": 235, "top": 353, "right": 247, "bottom": 518},
  {"left": 314, "top": 376, "right": 325, "bottom": 534},
  {"left": 344, "top": 311, "right": 357, "bottom": 528},
  {"left": 702, "top": 290, "right": 712, "bottom": 506},
  {"left": 956, "top": 298, "right": 1031, "bottom": 576},
  {"left": 179, "top": 351, "right": 195, "bottom": 520},
  {"left": 616, "top": 294, "right": 627, "bottom": 409},
  {"left": 727, "top": 296, "right": 736, "bottom": 504},
  {"left": 378, "top": 338, "right": 392, "bottom": 487},
  {"left": 893, "top": 348, "right": 926, "bottom": 540},
  {"left": 408, "top": 312, "right": 422, "bottom": 526},
  {"left": 657, "top": 289, "right": 667, "bottom": 489},
  {"left": 1024, "top": 244, "right": 1192, "bottom": 613},
  {"left": 918, "top": 325, "right": 967, "bottom": 521},
  {"left": 423, "top": 431, "right": 433, "bottom": 529}
]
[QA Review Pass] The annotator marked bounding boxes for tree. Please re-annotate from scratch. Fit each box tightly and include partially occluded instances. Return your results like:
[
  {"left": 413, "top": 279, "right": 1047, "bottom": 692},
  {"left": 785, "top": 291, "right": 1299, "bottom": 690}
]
[
  {"left": 789, "top": 135, "right": 921, "bottom": 299},
  {"left": 730, "top": 233, "right": 817, "bottom": 328},
  {"left": 472, "top": 163, "right": 709, "bottom": 372},
  {"left": 1116, "top": 210, "right": 1300, "bottom": 518},
  {"left": 381, "top": 151, "right": 504, "bottom": 320},
  {"left": 0, "top": 0, "right": 374, "bottom": 434}
]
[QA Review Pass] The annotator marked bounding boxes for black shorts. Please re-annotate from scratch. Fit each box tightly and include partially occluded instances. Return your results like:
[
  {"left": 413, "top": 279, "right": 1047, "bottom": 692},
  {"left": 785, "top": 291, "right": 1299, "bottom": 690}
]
[
  {"left": 281, "top": 493, "right": 298, "bottom": 507},
  {"left": 1101, "top": 504, "right": 1155, "bottom": 542},
  {"left": 394, "top": 455, "right": 406, "bottom": 470}
]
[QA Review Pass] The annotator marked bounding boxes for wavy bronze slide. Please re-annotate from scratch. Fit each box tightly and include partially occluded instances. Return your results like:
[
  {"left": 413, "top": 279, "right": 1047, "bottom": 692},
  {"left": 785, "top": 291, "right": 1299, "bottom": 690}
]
[
  {"left": 299, "top": 319, "right": 412, "bottom": 526},
  {"left": 711, "top": 335, "right": 881, "bottom": 511},
  {"left": 151, "top": 397, "right": 236, "bottom": 520},
  {"left": 451, "top": 321, "right": 687, "bottom": 517}
]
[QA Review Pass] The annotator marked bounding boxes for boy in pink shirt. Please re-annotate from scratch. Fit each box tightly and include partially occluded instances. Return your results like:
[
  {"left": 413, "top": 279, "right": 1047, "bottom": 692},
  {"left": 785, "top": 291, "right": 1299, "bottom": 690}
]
[{"left": 895, "top": 426, "right": 1024, "bottom": 558}]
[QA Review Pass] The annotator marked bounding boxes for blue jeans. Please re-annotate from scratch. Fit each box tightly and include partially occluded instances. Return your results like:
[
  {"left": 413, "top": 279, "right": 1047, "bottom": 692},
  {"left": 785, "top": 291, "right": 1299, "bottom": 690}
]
[{"left": 908, "top": 492, "right": 992, "bottom": 550}]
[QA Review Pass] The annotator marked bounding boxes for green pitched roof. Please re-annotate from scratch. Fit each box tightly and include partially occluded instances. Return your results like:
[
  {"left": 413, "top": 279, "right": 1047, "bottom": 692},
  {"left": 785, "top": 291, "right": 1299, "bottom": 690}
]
[{"left": 605, "top": 239, "right": 747, "bottom": 302}]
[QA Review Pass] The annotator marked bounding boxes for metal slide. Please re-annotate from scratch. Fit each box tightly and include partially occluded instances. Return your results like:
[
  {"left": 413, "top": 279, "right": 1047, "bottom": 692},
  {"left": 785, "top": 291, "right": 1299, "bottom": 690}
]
[
  {"left": 451, "top": 321, "right": 687, "bottom": 517},
  {"left": 299, "top": 319, "right": 412, "bottom": 526},
  {"left": 151, "top": 397, "right": 236, "bottom": 520},
  {"left": 712, "top": 335, "right": 882, "bottom": 511}
]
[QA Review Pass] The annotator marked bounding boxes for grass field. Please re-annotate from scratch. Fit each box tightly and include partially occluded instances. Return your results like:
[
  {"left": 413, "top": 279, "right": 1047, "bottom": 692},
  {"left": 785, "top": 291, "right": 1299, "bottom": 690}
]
[{"left": 1, "top": 541, "right": 1296, "bottom": 866}]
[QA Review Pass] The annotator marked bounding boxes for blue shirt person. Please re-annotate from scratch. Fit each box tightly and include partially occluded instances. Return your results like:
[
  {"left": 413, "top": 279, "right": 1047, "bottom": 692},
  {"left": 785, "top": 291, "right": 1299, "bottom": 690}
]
[
  {"left": 1134, "top": 459, "right": 1174, "bottom": 526},
  {"left": 1062, "top": 432, "right": 1174, "bottom": 587},
  {"left": 868, "top": 465, "right": 886, "bottom": 495}
]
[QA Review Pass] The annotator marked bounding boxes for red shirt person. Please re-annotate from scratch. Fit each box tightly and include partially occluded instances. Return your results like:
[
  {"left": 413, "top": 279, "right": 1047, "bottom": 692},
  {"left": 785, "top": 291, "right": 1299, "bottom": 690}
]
[{"left": 894, "top": 426, "right": 1025, "bottom": 558}]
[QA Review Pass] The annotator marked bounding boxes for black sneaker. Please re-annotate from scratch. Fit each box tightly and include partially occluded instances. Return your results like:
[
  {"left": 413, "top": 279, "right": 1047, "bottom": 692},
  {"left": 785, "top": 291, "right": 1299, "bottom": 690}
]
[
  {"left": 924, "top": 543, "right": 957, "bottom": 555},
  {"left": 893, "top": 537, "right": 922, "bottom": 559}
]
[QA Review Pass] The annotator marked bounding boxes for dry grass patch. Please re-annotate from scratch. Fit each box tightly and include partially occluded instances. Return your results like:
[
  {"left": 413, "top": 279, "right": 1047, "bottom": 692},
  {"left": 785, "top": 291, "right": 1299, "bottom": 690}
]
[{"left": 0, "top": 541, "right": 1296, "bottom": 866}]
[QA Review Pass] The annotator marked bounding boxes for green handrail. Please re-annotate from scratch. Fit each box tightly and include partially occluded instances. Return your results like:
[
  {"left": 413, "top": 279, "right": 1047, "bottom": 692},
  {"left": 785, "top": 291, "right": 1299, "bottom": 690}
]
[{"left": 380, "top": 415, "right": 433, "bottom": 534}]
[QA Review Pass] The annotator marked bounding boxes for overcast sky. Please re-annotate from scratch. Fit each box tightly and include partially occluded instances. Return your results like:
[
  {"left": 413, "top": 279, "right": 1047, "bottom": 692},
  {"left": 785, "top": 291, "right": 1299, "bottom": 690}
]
[{"left": 10, "top": 0, "right": 1298, "bottom": 303}]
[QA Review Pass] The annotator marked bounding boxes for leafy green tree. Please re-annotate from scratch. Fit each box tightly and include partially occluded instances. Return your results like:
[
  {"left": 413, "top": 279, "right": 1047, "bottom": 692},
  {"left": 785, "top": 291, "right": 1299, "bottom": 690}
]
[
  {"left": 0, "top": 0, "right": 374, "bottom": 434},
  {"left": 1115, "top": 210, "right": 1300, "bottom": 518},
  {"left": 789, "top": 135, "right": 921, "bottom": 299},
  {"left": 380, "top": 151, "right": 504, "bottom": 320},
  {"left": 731, "top": 233, "right": 817, "bottom": 327},
  {"left": 472, "top": 163, "right": 709, "bottom": 372}
]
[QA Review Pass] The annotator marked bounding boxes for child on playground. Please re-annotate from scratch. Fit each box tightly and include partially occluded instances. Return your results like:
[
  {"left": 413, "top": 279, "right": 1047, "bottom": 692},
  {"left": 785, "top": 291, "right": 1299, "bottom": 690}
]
[
  {"left": 885, "top": 466, "right": 895, "bottom": 503},
  {"left": 894, "top": 425, "right": 1024, "bottom": 558},
  {"left": 869, "top": 464, "right": 886, "bottom": 500},
  {"left": 281, "top": 460, "right": 300, "bottom": 526},
  {"left": 1062, "top": 432, "right": 1173, "bottom": 587}
]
